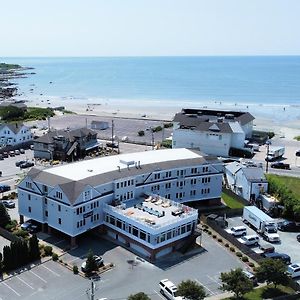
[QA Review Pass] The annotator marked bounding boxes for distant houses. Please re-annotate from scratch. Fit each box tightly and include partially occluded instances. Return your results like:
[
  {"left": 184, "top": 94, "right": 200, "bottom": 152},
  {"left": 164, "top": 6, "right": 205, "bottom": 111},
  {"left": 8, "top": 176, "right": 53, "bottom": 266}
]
[
  {"left": 33, "top": 128, "right": 99, "bottom": 161},
  {"left": 224, "top": 161, "right": 268, "bottom": 202},
  {"left": 172, "top": 108, "right": 254, "bottom": 157},
  {"left": 0, "top": 123, "right": 32, "bottom": 147}
]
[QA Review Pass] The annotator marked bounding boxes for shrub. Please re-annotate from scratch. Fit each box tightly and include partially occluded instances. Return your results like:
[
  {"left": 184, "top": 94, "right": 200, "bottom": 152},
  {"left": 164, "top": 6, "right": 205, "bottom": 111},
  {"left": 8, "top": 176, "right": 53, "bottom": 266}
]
[
  {"left": 212, "top": 234, "right": 217, "bottom": 239},
  {"left": 44, "top": 245, "right": 53, "bottom": 256},
  {"left": 152, "top": 126, "right": 162, "bottom": 132},
  {"left": 73, "top": 265, "right": 78, "bottom": 274},
  {"left": 9, "top": 192, "right": 17, "bottom": 199},
  {"left": 138, "top": 130, "right": 145, "bottom": 136},
  {"left": 236, "top": 252, "right": 242, "bottom": 257},
  {"left": 248, "top": 262, "right": 255, "bottom": 268},
  {"left": 5, "top": 220, "right": 17, "bottom": 232},
  {"left": 163, "top": 122, "right": 173, "bottom": 128},
  {"left": 225, "top": 243, "right": 229, "bottom": 248},
  {"left": 207, "top": 231, "right": 212, "bottom": 235},
  {"left": 52, "top": 253, "right": 58, "bottom": 261},
  {"left": 230, "top": 247, "right": 235, "bottom": 252},
  {"left": 218, "top": 238, "right": 223, "bottom": 243},
  {"left": 59, "top": 259, "right": 63, "bottom": 263},
  {"left": 242, "top": 256, "right": 249, "bottom": 262},
  {"left": 13, "top": 228, "right": 29, "bottom": 238}
]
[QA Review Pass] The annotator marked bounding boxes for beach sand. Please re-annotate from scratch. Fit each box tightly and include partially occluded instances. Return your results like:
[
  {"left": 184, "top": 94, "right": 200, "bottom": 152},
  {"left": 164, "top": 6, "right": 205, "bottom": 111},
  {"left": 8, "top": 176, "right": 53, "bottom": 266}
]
[{"left": 19, "top": 94, "right": 300, "bottom": 141}]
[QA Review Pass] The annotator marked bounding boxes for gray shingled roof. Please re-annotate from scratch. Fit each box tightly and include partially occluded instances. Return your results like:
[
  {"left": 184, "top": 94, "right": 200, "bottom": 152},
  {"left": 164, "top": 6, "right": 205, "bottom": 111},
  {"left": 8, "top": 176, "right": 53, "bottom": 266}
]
[
  {"left": 26, "top": 152, "right": 221, "bottom": 205},
  {"left": 242, "top": 167, "right": 267, "bottom": 182},
  {"left": 35, "top": 128, "right": 97, "bottom": 144},
  {"left": 173, "top": 108, "right": 254, "bottom": 133},
  {"left": 0, "top": 123, "right": 25, "bottom": 134}
]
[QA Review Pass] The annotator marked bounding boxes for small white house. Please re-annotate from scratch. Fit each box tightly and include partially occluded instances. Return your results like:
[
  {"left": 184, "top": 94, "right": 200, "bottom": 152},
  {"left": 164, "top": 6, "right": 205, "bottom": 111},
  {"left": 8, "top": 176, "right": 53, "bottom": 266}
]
[
  {"left": 225, "top": 161, "right": 268, "bottom": 202},
  {"left": 0, "top": 123, "right": 33, "bottom": 147}
]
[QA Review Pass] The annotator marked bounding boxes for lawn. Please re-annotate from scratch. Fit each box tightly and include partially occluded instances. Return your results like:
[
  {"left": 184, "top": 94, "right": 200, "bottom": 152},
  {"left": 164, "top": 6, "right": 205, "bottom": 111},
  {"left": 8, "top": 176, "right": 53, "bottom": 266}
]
[
  {"left": 225, "top": 284, "right": 295, "bottom": 300},
  {"left": 266, "top": 174, "right": 300, "bottom": 199},
  {"left": 294, "top": 135, "right": 300, "bottom": 141},
  {"left": 222, "top": 191, "right": 245, "bottom": 209}
]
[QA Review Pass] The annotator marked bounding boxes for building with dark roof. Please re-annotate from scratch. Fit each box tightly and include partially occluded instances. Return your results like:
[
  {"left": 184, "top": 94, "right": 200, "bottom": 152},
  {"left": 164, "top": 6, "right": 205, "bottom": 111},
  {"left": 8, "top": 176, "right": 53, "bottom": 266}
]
[
  {"left": 33, "top": 127, "right": 99, "bottom": 161},
  {"left": 172, "top": 108, "right": 255, "bottom": 157},
  {"left": 224, "top": 161, "right": 268, "bottom": 202},
  {"left": 18, "top": 148, "right": 223, "bottom": 260}
]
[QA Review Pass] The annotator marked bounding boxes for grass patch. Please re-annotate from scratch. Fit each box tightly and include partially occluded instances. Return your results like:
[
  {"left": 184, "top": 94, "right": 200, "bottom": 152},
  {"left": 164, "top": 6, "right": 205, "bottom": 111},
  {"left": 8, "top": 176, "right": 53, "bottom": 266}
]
[
  {"left": 62, "top": 109, "right": 76, "bottom": 114},
  {"left": 294, "top": 135, "right": 300, "bottom": 141},
  {"left": 222, "top": 192, "right": 245, "bottom": 209},
  {"left": 266, "top": 174, "right": 300, "bottom": 199},
  {"left": 224, "top": 284, "right": 295, "bottom": 300}
]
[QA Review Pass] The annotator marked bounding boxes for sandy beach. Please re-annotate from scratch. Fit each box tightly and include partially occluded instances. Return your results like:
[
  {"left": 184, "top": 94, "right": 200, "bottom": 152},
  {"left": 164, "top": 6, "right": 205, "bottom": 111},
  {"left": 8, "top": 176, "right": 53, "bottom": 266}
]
[{"left": 18, "top": 94, "right": 300, "bottom": 141}]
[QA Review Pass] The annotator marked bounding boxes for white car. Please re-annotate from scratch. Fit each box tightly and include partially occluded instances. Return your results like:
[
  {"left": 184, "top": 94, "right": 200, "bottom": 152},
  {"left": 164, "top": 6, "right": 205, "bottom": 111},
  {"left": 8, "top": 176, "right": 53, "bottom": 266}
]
[
  {"left": 237, "top": 235, "right": 259, "bottom": 246},
  {"left": 21, "top": 220, "right": 32, "bottom": 230},
  {"left": 287, "top": 263, "right": 300, "bottom": 278},
  {"left": 81, "top": 255, "right": 104, "bottom": 272},
  {"left": 225, "top": 226, "right": 247, "bottom": 237},
  {"left": 159, "top": 279, "right": 184, "bottom": 300}
]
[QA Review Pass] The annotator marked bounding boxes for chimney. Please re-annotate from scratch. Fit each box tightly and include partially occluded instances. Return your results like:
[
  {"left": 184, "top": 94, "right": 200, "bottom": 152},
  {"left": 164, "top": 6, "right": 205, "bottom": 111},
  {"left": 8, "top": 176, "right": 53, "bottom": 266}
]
[{"left": 138, "top": 161, "right": 141, "bottom": 169}]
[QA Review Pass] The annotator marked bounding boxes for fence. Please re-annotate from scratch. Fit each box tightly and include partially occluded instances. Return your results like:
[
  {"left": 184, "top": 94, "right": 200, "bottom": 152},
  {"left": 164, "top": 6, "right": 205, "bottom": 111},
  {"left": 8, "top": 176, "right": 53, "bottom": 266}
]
[{"left": 0, "top": 227, "right": 21, "bottom": 243}]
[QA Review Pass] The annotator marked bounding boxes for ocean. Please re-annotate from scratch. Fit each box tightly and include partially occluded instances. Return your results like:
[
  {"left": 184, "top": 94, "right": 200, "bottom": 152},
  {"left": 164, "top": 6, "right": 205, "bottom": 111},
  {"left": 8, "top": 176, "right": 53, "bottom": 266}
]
[{"left": 2, "top": 56, "right": 300, "bottom": 105}]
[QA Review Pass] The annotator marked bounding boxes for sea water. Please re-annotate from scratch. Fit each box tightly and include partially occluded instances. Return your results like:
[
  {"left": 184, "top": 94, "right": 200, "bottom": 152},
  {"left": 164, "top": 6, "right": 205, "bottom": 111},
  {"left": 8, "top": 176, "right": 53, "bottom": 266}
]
[{"left": 2, "top": 56, "right": 300, "bottom": 106}]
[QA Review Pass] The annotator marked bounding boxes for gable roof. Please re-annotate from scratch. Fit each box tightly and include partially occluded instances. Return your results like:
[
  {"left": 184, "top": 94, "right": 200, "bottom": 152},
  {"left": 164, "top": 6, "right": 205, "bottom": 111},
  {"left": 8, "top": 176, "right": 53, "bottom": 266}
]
[
  {"left": 242, "top": 167, "right": 267, "bottom": 182},
  {"left": 0, "top": 123, "right": 26, "bottom": 134}
]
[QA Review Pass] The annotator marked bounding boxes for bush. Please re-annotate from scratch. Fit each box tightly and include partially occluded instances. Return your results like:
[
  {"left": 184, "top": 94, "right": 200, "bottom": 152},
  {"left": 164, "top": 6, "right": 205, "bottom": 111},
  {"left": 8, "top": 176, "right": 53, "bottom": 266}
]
[
  {"left": 152, "top": 126, "right": 162, "bottom": 132},
  {"left": 163, "top": 123, "right": 173, "bottom": 128},
  {"left": 73, "top": 265, "right": 78, "bottom": 274},
  {"left": 9, "top": 192, "right": 17, "bottom": 199},
  {"left": 229, "top": 147, "right": 253, "bottom": 158},
  {"left": 212, "top": 234, "right": 217, "bottom": 239},
  {"left": 207, "top": 231, "right": 212, "bottom": 235},
  {"left": 230, "top": 247, "right": 235, "bottom": 252},
  {"left": 138, "top": 130, "right": 145, "bottom": 136},
  {"left": 236, "top": 252, "right": 242, "bottom": 257},
  {"left": 13, "top": 228, "right": 29, "bottom": 238},
  {"left": 59, "top": 259, "right": 63, "bottom": 263},
  {"left": 225, "top": 243, "right": 229, "bottom": 248},
  {"left": 4, "top": 220, "right": 17, "bottom": 232},
  {"left": 218, "top": 238, "right": 223, "bottom": 243},
  {"left": 44, "top": 245, "right": 53, "bottom": 256},
  {"left": 248, "top": 262, "right": 255, "bottom": 268},
  {"left": 242, "top": 256, "right": 249, "bottom": 262},
  {"left": 52, "top": 253, "right": 58, "bottom": 261}
]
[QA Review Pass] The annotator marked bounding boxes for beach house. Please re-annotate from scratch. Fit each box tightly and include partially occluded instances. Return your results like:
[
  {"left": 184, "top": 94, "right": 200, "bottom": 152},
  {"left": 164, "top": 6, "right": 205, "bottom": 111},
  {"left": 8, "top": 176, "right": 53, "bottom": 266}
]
[
  {"left": 0, "top": 123, "right": 32, "bottom": 147},
  {"left": 172, "top": 108, "right": 254, "bottom": 157},
  {"left": 224, "top": 161, "right": 268, "bottom": 202},
  {"left": 18, "top": 148, "right": 223, "bottom": 260}
]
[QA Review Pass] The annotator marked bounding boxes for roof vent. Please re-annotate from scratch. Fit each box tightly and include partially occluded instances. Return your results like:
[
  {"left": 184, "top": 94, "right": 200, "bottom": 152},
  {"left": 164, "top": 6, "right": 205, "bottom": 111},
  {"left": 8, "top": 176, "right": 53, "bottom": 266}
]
[{"left": 87, "top": 169, "right": 93, "bottom": 172}]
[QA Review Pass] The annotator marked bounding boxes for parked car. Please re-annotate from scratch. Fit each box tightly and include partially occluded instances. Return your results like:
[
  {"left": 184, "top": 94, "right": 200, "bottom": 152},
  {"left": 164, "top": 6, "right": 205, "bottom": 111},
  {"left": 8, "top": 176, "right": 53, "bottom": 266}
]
[
  {"left": 1, "top": 200, "right": 15, "bottom": 208},
  {"left": 277, "top": 220, "right": 300, "bottom": 232},
  {"left": 296, "top": 150, "right": 300, "bottom": 157},
  {"left": 242, "top": 270, "right": 258, "bottom": 286},
  {"left": 297, "top": 234, "right": 300, "bottom": 242},
  {"left": 237, "top": 235, "right": 259, "bottom": 246},
  {"left": 14, "top": 149, "right": 20, "bottom": 155},
  {"left": 9, "top": 150, "right": 15, "bottom": 157},
  {"left": 0, "top": 185, "right": 11, "bottom": 192},
  {"left": 258, "top": 242, "right": 275, "bottom": 253},
  {"left": 270, "top": 162, "right": 290, "bottom": 170},
  {"left": 287, "top": 263, "right": 300, "bottom": 278},
  {"left": 20, "top": 148, "right": 25, "bottom": 154},
  {"left": 262, "top": 252, "right": 291, "bottom": 264},
  {"left": 159, "top": 279, "right": 183, "bottom": 300},
  {"left": 3, "top": 152, "right": 8, "bottom": 158},
  {"left": 21, "top": 220, "right": 33, "bottom": 231},
  {"left": 20, "top": 161, "right": 34, "bottom": 169},
  {"left": 81, "top": 255, "right": 104, "bottom": 272},
  {"left": 29, "top": 224, "right": 39, "bottom": 234},
  {"left": 0, "top": 154, "right": 3, "bottom": 160},
  {"left": 225, "top": 226, "right": 247, "bottom": 237},
  {"left": 15, "top": 160, "right": 27, "bottom": 167}
]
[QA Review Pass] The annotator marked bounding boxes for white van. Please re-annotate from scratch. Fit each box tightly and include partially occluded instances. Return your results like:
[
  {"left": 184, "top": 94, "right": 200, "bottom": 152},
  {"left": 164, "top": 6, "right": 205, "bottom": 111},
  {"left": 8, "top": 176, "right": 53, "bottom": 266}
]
[
  {"left": 159, "top": 279, "right": 184, "bottom": 300},
  {"left": 237, "top": 235, "right": 259, "bottom": 246},
  {"left": 225, "top": 226, "right": 247, "bottom": 237}
]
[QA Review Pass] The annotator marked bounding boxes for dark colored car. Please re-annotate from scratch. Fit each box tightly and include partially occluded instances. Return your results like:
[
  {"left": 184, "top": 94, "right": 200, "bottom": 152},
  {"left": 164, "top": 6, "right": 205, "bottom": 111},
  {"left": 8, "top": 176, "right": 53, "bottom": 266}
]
[
  {"left": 277, "top": 220, "right": 300, "bottom": 232},
  {"left": 0, "top": 185, "right": 11, "bottom": 192},
  {"left": 1, "top": 200, "right": 15, "bottom": 208},
  {"left": 20, "top": 161, "right": 34, "bottom": 169},
  {"left": 262, "top": 252, "right": 291, "bottom": 264},
  {"left": 15, "top": 160, "right": 27, "bottom": 167},
  {"left": 0, "top": 154, "right": 3, "bottom": 160},
  {"left": 296, "top": 150, "right": 300, "bottom": 157},
  {"left": 270, "top": 162, "right": 290, "bottom": 170},
  {"left": 3, "top": 152, "right": 8, "bottom": 158},
  {"left": 297, "top": 234, "right": 300, "bottom": 242}
]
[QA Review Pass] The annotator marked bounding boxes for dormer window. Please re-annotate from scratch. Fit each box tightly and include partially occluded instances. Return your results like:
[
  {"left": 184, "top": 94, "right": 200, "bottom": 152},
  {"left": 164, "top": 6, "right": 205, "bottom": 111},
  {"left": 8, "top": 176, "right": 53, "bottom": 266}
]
[
  {"left": 84, "top": 190, "right": 91, "bottom": 201},
  {"left": 56, "top": 191, "right": 63, "bottom": 199}
]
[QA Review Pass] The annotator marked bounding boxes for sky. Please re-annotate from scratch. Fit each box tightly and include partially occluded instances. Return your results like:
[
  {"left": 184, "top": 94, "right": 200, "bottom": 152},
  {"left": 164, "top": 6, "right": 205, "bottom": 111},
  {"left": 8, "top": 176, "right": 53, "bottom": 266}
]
[{"left": 1, "top": 0, "right": 300, "bottom": 56}]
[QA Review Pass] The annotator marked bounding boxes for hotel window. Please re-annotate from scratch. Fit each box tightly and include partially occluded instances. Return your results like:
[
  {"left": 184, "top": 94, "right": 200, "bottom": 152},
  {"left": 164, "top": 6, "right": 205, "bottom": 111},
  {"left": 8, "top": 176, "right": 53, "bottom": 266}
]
[
  {"left": 44, "top": 198, "right": 47, "bottom": 205},
  {"left": 58, "top": 205, "right": 61, "bottom": 212},
  {"left": 28, "top": 206, "right": 31, "bottom": 213},
  {"left": 58, "top": 218, "right": 61, "bottom": 225},
  {"left": 43, "top": 185, "right": 48, "bottom": 194},
  {"left": 28, "top": 194, "right": 31, "bottom": 201},
  {"left": 84, "top": 190, "right": 91, "bottom": 201},
  {"left": 132, "top": 227, "right": 138, "bottom": 237},
  {"left": 26, "top": 182, "right": 32, "bottom": 189},
  {"left": 116, "top": 182, "right": 119, "bottom": 189},
  {"left": 121, "top": 182, "right": 123, "bottom": 188},
  {"left": 56, "top": 191, "right": 63, "bottom": 199},
  {"left": 45, "top": 210, "right": 48, "bottom": 217},
  {"left": 191, "top": 167, "right": 197, "bottom": 174},
  {"left": 166, "top": 171, "right": 171, "bottom": 178},
  {"left": 154, "top": 173, "right": 160, "bottom": 180},
  {"left": 165, "top": 182, "right": 171, "bottom": 189},
  {"left": 190, "top": 190, "right": 196, "bottom": 196},
  {"left": 140, "top": 231, "right": 146, "bottom": 241}
]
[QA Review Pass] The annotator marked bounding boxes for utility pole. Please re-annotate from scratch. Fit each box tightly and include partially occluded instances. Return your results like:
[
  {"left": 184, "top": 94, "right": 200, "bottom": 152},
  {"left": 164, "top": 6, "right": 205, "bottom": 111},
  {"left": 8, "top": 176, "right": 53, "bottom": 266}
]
[
  {"left": 86, "top": 280, "right": 95, "bottom": 300},
  {"left": 265, "top": 143, "right": 270, "bottom": 173},
  {"left": 111, "top": 120, "right": 114, "bottom": 145},
  {"left": 150, "top": 127, "right": 154, "bottom": 150}
]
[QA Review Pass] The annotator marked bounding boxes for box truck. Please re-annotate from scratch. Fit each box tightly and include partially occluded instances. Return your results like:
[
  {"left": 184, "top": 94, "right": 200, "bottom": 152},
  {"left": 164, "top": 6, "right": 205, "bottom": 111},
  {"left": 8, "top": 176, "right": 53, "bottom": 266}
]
[
  {"left": 243, "top": 206, "right": 280, "bottom": 243},
  {"left": 259, "top": 193, "right": 279, "bottom": 212},
  {"left": 265, "top": 146, "right": 285, "bottom": 162}
]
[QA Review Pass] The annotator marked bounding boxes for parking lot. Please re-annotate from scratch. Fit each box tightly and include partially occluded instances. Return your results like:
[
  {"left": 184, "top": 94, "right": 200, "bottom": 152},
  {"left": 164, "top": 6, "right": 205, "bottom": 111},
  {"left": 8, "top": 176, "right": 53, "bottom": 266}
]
[{"left": 227, "top": 216, "right": 300, "bottom": 267}]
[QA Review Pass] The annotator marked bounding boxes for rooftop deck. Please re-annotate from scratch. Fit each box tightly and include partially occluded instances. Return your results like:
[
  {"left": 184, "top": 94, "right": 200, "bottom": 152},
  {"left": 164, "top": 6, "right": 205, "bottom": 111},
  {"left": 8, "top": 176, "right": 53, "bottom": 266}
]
[{"left": 104, "top": 194, "right": 198, "bottom": 229}]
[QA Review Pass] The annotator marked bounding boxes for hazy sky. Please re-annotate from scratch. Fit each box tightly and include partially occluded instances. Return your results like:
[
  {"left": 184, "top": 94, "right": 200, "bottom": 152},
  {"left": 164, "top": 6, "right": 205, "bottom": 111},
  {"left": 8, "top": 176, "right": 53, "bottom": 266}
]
[{"left": 1, "top": 0, "right": 300, "bottom": 56}]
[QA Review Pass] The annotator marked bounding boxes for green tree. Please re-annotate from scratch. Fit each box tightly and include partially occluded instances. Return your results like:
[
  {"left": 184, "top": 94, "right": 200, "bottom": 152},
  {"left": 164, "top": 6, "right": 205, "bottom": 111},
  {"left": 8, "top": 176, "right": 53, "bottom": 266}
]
[
  {"left": 256, "top": 258, "right": 289, "bottom": 288},
  {"left": 220, "top": 268, "right": 253, "bottom": 299},
  {"left": 85, "top": 249, "right": 98, "bottom": 274},
  {"left": 177, "top": 279, "right": 206, "bottom": 300},
  {"left": 127, "top": 292, "right": 151, "bottom": 300},
  {"left": 29, "top": 234, "right": 40, "bottom": 260},
  {"left": 0, "top": 106, "right": 24, "bottom": 120},
  {"left": 0, "top": 203, "right": 11, "bottom": 227},
  {"left": 0, "top": 252, "right": 3, "bottom": 273},
  {"left": 2, "top": 245, "right": 12, "bottom": 271}
]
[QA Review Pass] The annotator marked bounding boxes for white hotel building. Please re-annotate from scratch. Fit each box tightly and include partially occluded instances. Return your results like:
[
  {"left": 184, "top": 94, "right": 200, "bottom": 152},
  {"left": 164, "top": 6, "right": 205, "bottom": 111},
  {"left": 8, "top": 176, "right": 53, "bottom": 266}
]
[{"left": 18, "top": 148, "right": 223, "bottom": 260}]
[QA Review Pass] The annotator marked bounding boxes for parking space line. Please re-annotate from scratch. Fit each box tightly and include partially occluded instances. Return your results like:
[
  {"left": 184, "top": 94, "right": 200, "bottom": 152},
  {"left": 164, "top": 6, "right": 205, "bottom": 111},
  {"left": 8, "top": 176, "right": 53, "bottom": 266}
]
[
  {"left": 41, "top": 264, "right": 61, "bottom": 276},
  {"left": 195, "top": 278, "right": 215, "bottom": 295},
  {"left": 16, "top": 276, "right": 34, "bottom": 289},
  {"left": 207, "top": 275, "right": 222, "bottom": 286},
  {"left": 30, "top": 270, "right": 47, "bottom": 283},
  {"left": 153, "top": 290, "right": 165, "bottom": 299},
  {"left": 2, "top": 281, "right": 21, "bottom": 297}
]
